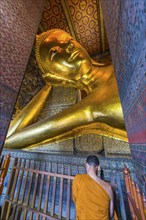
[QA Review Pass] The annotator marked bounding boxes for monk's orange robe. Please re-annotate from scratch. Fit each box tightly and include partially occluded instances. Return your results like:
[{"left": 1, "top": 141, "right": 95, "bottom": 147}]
[{"left": 72, "top": 174, "right": 110, "bottom": 220}]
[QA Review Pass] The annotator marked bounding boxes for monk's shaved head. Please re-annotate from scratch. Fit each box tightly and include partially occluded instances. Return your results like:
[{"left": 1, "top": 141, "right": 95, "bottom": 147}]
[{"left": 86, "top": 155, "right": 99, "bottom": 167}]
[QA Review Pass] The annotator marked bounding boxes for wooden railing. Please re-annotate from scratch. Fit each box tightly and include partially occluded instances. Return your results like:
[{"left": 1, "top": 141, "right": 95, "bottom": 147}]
[
  {"left": 1, "top": 158, "right": 75, "bottom": 220},
  {"left": 0, "top": 154, "right": 11, "bottom": 195},
  {"left": 1, "top": 157, "right": 136, "bottom": 220},
  {"left": 123, "top": 166, "right": 146, "bottom": 220}
]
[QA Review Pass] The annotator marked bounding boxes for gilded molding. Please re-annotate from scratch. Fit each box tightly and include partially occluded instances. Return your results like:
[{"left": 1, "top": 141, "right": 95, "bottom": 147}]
[{"left": 60, "top": 0, "right": 77, "bottom": 40}]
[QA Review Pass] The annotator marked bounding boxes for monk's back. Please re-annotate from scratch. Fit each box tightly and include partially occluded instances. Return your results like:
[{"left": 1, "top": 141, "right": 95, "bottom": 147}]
[{"left": 72, "top": 174, "right": 110, "bottom": 220}]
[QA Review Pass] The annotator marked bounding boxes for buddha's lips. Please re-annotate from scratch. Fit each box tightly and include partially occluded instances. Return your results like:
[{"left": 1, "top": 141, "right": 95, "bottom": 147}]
[{"left": 68, "top": 49, "right": 80, "bottom": 62}]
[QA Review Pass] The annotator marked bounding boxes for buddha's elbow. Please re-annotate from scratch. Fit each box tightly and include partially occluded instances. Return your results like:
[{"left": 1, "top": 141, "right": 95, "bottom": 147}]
[
  {"left": 3, "top": 139, "right": 9, "bottom": 149},
  {"left": 84, "top": 107, "right": 95, "bottom": 123}
]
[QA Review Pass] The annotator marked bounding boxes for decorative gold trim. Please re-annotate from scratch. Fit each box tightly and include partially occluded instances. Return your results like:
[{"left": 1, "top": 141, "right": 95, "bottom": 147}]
[
  {"left": 60, "top": 0, "right": 77, "bottom": 40},
  {"left": 99, "top": 0, "right": 105, "bottom": 53}
]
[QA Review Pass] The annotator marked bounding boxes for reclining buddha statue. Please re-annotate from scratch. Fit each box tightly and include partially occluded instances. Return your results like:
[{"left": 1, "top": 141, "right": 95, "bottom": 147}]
[{"left": 4, "top": 29, "right": 128, "bottom": 150}]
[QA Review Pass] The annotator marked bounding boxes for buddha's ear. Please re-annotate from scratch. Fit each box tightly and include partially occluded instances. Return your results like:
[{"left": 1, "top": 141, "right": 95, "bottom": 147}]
[
  {"left": 91, "top": 59, "right": 106, "bottom": 66},
  {"left": 91, "top": 58, "right": 112, "bottom": 67}
]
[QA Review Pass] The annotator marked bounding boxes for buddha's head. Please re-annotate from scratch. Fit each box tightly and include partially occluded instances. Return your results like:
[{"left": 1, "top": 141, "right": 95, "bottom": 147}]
[{"left": 36, "top": 29, "right": 92, "bottom": 88}]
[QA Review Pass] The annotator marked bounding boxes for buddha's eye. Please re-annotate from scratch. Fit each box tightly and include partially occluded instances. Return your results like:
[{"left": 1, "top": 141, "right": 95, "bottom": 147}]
[{"left": 50, "top": 49, "right": 57, "bottom": 61}]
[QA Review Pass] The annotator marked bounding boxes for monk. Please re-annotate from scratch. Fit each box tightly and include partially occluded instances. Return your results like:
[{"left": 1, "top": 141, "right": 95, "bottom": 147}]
[{"left": 72, "top": 155, "right": 114, "bottom": 220}]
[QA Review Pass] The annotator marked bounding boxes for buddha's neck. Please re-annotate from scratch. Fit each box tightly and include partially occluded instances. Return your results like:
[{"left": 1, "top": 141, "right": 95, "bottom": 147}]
[{"left": 80, "top": 65, "right": 113, "bottom": 94}]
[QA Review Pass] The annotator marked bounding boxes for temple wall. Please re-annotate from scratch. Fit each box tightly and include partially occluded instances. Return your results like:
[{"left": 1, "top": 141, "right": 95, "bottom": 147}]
[
  {"left": 0, "top": 0, "right": 46, "bottom": 152},
  {"left": 101, "top": 0, "right": 146, "bottom": 193}
]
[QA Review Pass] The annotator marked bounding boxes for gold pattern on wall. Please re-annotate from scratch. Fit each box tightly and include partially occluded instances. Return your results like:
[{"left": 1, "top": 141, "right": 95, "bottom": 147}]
[
  {"left": 29, "top": 139, "right": 74, "bottom": 153},
  {"left": 39, "top": 0, "right": 69, "bottom": 32},
  {"left": 38, "top": 86, "right": 78, "bottom": 121},
  {"left": 75, "top": 134, "right": 103, "bottom": 152},
  {"left": 103, "top": 137, "right": 131, "bottom": 156},
  {"left": 47, "top": 86, "right": 77, "bottom": 106},
  {"left": 67, "top": 0, "right": 101, "bottom": 54},
  {"left": 38, "top": 0, "right": 70, "bottom": 34}
]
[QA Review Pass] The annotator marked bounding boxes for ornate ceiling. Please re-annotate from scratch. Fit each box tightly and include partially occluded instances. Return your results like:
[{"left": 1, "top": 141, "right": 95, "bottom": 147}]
[{"left": 37, "top": 0, "right": 109, "bottom": 57}]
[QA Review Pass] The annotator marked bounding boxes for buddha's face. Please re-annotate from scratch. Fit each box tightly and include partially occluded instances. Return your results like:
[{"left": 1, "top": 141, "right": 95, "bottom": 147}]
[{"left": 40, "top": 30, "right": 92, "bottom": 81}]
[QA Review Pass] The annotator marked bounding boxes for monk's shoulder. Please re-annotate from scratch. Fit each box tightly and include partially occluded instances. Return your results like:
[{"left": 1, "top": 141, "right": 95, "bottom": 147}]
[
  {"left": 103, "top": 180, "right": 112, "bottom": 189},
  {"left": 73, "top": 174, "right": 86, "bottom": 183},
  {"left": 99, "top": 179, "right": 112, "bottom": 195},
  {"left": 74, "top": 174, "right": 84, "bottom": 180}
]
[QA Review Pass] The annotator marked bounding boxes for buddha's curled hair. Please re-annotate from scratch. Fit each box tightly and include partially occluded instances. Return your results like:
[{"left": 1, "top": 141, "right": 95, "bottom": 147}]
[{"left": 35, "top": 29, "right": 60, "bottom": 74}]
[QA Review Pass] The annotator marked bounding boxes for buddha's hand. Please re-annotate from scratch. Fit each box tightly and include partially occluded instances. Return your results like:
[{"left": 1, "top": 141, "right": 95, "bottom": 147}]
[{"left": 6, "top": 84, "right": 52, "bottom": 138}]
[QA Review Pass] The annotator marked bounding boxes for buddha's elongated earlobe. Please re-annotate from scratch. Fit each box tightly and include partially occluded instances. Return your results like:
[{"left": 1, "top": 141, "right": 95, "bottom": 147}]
[
  {"left": 35, "top": 29, "right": 61, "bottom": 74},
  {"left": 91, "top": 59, "right": 106, "bottom": 67}
]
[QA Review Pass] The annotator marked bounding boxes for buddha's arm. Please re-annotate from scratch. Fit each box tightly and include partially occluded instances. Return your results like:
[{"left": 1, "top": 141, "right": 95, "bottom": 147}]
[
  {"left": 7, "top": 84, "right": 52, "bottom": 138},
  {"left": 4, "top": 101, "right": 93, "bottom": 149},
  {"left": 5, "top": 78, "right": 127, "bottom": 149},
  {"left": 22, "top": 122, "right": 128, "bottom": 150}
]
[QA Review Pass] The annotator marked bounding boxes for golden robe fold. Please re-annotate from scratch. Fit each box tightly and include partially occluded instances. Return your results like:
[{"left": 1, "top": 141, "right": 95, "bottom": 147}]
[{"left": 72, "top": 174, "right": 110, "bottom": 220}]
